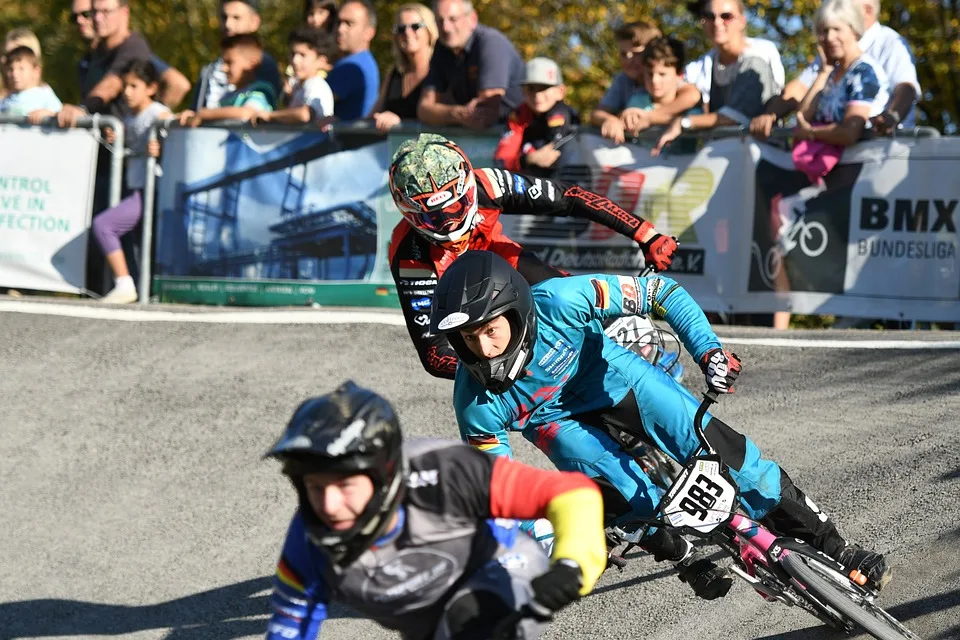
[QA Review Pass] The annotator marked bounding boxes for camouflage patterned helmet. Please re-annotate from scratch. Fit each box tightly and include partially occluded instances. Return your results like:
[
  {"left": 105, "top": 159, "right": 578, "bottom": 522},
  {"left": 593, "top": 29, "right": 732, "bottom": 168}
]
[{"left": 388, "top": 134, "right": 481, "bottom": 246}]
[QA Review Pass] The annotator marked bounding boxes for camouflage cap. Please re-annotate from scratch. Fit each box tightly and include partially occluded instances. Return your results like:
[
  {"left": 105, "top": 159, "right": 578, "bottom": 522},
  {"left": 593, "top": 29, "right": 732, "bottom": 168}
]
[{"left": 390, "top": 134, "right": 472, "bottom": 204}]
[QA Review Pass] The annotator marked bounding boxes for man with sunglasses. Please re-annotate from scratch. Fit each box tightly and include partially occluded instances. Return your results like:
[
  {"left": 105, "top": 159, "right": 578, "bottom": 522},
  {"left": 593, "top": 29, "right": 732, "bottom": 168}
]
[
  {"left": 387, "top": 133, "right": 679, "bottom": 380},
  {"left": 653, "top": 0, "right": 784, "bottom": 155},
  {"left": 69, "top": 0, "right": 191, "bottom": 110}
]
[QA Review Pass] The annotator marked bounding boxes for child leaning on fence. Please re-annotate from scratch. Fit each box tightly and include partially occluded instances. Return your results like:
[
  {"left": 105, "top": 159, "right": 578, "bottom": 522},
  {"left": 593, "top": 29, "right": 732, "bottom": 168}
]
[{"left": 95, "top": 60, "right": 172, "bottom": 304}]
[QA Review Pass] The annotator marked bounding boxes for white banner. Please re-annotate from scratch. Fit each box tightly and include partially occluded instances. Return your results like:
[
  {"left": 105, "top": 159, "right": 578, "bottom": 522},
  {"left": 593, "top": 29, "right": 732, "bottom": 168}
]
[
  {"left": 501, "top": 132, "right": 959, "bottom": 322},
  {"left": 0, "top": 125, "right": 98, "bottom": 293}
]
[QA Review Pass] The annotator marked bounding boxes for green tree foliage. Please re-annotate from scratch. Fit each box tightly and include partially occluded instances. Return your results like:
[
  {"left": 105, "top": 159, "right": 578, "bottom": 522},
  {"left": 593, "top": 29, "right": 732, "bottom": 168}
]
[{"left": 1, "top": 0, "right": 955, "bottom": 131}]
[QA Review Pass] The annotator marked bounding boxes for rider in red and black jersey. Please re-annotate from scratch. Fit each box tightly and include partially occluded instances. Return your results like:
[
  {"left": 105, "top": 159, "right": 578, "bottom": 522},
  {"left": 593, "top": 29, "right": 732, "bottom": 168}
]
[{"left": 388, "top": 133, "right": 678, "bottom": 379}]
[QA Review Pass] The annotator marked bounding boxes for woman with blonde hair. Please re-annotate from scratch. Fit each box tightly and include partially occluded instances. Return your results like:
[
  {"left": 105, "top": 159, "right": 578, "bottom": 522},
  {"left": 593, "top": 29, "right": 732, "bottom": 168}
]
[{"left": 369, "top": 2, "right": 438, "bottom": 131}]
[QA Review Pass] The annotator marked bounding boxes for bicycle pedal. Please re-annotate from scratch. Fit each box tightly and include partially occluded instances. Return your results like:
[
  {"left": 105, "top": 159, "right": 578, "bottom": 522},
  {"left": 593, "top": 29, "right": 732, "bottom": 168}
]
[{"left": 848, "top": 569, "right": 868, "bottom": 587}]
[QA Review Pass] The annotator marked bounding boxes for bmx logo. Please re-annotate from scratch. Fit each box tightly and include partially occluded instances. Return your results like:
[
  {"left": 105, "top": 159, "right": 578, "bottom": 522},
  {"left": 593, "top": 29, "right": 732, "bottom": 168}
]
[
  {"left": 751, "top": 184, "right": 830, "bottom": 290},
  {"left": 325, "top": 418, "right": 366, "bottom": 456},
  {"left": 437, "top": 312, "right": 470, "bottom": 330}
]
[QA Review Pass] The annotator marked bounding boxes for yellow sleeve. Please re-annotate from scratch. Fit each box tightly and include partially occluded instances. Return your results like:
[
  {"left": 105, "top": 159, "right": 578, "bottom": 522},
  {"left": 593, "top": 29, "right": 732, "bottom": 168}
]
[{"left": 544, "top": 486, "right": 607, "bottom": 594}]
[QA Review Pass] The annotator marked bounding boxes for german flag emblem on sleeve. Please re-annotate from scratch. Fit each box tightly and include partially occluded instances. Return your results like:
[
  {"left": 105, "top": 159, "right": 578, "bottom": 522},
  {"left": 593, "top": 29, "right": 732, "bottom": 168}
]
[
  {"left": 590, "top": 278, "right": 610, "bottom": 309},
  {"left": 547, "top": 114, "right": 566, "bottom": 128},
  {"left": 466, "top": 434, "right": 501, "bottom": 451}
]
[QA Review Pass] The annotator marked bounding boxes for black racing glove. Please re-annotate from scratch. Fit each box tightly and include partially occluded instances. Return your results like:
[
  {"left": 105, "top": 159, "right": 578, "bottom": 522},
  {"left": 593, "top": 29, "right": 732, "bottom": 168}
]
[
  {"left": 699, "top": 348, "right": 742, "bottom": 394},
  {"left": 530, "top": 559, "right": 583, "bottom": 615}
]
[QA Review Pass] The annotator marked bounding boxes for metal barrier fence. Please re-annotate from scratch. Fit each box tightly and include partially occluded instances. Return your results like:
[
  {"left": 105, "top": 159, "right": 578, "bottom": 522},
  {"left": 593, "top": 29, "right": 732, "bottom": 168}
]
[{"left": 138, "top": 119, "right": 943, "bottom": 306}]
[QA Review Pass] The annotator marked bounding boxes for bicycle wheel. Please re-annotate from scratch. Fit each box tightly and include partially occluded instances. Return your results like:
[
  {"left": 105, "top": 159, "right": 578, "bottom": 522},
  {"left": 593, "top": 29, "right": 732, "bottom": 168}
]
[{"left": 781, "top": 551, "right": 920, "bottom": 640}]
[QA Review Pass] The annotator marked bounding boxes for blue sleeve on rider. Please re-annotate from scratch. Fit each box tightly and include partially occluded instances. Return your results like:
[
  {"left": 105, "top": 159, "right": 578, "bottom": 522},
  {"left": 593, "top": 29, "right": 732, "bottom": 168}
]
[
  {"left": 454, "top": 371, "right": 514, "bottom": 459},
  {"left": 266, "top": 512, "right": 329, "bottom": 640},
  {"left": 636, "top": 274, "right": 722, "bottom": 362}
]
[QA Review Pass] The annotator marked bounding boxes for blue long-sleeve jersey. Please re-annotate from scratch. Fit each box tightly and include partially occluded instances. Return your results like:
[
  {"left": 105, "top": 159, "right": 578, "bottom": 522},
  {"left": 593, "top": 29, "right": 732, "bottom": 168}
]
[{"left": 454, "top": 273, "right": 722, "bottom": 458}]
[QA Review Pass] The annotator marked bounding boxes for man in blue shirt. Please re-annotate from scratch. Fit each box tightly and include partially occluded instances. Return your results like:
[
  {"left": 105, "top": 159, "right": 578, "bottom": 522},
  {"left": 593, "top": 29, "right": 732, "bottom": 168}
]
[
  {"left": 328, "top": 0, "right": 380, "bottom": 121},
  {"left": 430, "top": 250, "right": 894, "bottom": 597}
]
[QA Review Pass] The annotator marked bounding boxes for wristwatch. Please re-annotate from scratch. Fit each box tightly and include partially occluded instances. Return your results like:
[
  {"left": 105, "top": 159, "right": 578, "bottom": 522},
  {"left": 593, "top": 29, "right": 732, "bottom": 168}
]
[{"left": 680, "top": 116, "right": 693, "bottom": 131}]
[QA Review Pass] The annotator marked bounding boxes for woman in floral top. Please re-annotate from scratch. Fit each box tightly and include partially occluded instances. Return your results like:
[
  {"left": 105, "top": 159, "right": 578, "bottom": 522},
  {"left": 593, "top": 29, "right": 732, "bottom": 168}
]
[{"left": 794, "top": 0, "right": 890, "bottom": 146}]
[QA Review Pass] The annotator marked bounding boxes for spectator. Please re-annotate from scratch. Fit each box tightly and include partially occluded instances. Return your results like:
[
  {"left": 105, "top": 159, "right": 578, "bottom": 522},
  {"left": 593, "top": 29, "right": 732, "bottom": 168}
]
[
  {"left": 191, "top": 0, "right": 282, "bottom": 111},
  {"left": 2, "top": 28, "right": 44, "bottom": 100},
  {"left": 327, "top": 0, "right": 380, "bottom": 121},
  {"left": 653, "top": 0, "right": 784, "bottom": 155},
  {"left": 794, "top": 0, "right": 890, "bottom": 152},
  {"left": 304, "top": 0, "right": 339, "bottom": 33},
  {"left": 493, "top": 57, "right": 579, "bottom": 177},
  {"left": 66, "top": 0, "right": 190, "bottom": 109},
  {"left": 369, "top": 3, "right": 439, "bottom": 132},
  {"left": 417, "top": 0, "right": 525, "bottom": 129},
  {"left": 590, "top": 21, "right": 702, "bottom": 145},
  {"left": 94, "top": 60, "right": 172, "bottom": 304},
  {"left": 178, "top": 33, "right": 277, "bottom": 127},
  {"left": 0, "top": 46, "right": 63, "bottom": 123},
  {"left": 58, "top": 0, "right": 153, "bottom": 127},
  {"left": 639, "top": 36, "right": 703, "bottom": 153},
  {"left": 253, "top": 26, "right": 335, "bottom": 126},
  {"left": 751, "top": 0, "right": 919, "bottom": 138}
]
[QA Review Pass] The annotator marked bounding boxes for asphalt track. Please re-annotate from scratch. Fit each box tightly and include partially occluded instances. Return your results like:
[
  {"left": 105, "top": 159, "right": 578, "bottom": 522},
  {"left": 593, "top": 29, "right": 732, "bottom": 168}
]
[{"left": 2, "top": 299, "right": 959, "bottom": 640}]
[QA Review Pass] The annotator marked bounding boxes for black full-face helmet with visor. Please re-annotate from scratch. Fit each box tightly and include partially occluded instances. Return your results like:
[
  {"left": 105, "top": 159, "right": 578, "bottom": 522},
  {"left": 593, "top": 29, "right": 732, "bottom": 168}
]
[
  {"left": 429, "top": 250, "right": 538, "bottom": 394},
  {"left": 263, "top": 381, "right": 405, "bottom": 568}
]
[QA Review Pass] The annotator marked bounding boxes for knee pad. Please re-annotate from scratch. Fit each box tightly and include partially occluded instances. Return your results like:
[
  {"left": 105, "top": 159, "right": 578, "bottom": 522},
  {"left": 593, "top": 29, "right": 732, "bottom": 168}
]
[{"left": 443, "top": 590, "right": 512, "bottom": 640}]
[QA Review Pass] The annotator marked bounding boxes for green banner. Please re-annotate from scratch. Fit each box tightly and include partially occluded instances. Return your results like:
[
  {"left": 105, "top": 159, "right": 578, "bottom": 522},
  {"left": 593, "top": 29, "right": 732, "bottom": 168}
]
[{"left": 155, "top": 277, "right": 399, "bottom": 307}]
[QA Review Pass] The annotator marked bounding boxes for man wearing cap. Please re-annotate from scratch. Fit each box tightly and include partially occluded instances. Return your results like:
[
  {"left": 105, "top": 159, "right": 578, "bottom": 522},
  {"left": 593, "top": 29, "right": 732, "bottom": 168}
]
[
  {"left": 494, "top": 57, "right": 579, "bottom": 178},
  {"left": 191, "top": 0, "right": 283, "bottom": 110},
  {"left": 417, "top": 0, "right": 525, "bottom": 130}
]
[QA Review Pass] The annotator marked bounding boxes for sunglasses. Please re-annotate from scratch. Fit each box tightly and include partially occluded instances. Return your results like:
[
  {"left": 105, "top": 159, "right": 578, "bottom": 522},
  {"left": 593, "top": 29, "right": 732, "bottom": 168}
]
[
  {"left": 71, "top": 9, "right": 93, "bottom": 22},
  {"left": 392, "top": 22, "right": 426, "bottom": 35},
  {"left": 701, "top": 11, "right": 737, "bottom": 22}
]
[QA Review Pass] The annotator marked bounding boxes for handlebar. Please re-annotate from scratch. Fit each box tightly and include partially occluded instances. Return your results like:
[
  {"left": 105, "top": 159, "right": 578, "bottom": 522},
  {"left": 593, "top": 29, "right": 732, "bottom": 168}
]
[{"left": 692, "top": 390, "right": 720, "bottom": 456}]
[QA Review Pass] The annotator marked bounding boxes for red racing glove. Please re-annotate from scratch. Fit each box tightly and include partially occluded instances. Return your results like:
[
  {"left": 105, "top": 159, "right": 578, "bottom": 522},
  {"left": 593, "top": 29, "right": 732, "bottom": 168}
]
[
  {"left": 699, "top": 349, "right": 742, "bottom": 394},
  {"left": 639, "top": 233, "right": 678, "bottom": 272}
]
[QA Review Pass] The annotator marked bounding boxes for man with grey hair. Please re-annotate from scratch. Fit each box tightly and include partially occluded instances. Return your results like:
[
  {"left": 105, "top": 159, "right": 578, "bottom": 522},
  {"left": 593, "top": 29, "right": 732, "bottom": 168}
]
[
  {"left": 751, "top": 0, "right": 919, "bottom": 137},
  {"left": 417, "top": 0, "right": 525, "bottom": 129}
]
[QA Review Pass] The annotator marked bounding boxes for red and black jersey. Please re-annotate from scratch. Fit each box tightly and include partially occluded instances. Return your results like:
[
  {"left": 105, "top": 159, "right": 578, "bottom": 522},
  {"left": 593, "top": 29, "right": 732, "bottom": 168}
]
[
  {"left": 494, "top": 102, "right": 580, "bottom": 176},
  {"left": 388, "top": 167, "right": 654, "bottom": 379}
]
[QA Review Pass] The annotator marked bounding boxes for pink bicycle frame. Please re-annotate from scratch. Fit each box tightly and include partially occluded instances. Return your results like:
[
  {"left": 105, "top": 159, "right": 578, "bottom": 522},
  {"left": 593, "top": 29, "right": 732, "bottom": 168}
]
[{"left": 727, "top": 513, "right": 793, "bottom": 599}]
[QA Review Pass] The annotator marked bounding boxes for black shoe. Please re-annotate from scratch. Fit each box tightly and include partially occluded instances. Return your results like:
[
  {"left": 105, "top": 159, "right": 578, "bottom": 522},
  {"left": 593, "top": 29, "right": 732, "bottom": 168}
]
[
  {"left": 674, "top": 542, "right": 733, "bottom": 600},
  {"left": 835, "top": 544, "right": 892, "bottom": 592}
]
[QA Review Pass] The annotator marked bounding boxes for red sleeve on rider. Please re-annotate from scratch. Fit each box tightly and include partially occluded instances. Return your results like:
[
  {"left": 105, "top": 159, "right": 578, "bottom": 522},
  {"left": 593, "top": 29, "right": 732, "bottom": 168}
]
[{"left": 488, "top": 455, "right": 598, "bottom": 520}]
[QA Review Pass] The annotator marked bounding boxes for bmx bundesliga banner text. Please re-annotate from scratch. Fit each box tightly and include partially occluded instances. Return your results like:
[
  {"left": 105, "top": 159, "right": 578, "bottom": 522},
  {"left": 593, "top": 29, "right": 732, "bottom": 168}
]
[
  {"left": 0, "top": 126, "right": 98, "bottom": 293},
  {"left": 515, "top": 133, "right": 958, "bottom": 322}
]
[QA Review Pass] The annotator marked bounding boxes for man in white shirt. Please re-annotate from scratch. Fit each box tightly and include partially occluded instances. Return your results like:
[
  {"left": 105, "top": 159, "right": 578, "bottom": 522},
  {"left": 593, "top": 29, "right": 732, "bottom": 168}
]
[{"left": 750, "top": 0, "right": 920, "bottom": 138}]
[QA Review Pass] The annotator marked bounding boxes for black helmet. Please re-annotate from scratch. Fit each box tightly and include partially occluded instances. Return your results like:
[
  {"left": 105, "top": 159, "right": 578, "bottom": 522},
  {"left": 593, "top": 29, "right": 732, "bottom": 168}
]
[
  {"left": 429, "top": 250, "right": 537, "bottom": 394},
  {"left": 263, "top": 381, "right": 405, "bottom": 567}
]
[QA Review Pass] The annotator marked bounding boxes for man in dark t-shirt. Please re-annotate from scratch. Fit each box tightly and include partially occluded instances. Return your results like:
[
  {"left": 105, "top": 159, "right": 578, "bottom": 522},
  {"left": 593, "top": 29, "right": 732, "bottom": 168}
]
[
  {"left": 417, "top": 0, "right": 524, "bottom": 130},
  {"left": 58, "top": 0, "right": 152, "bottom": 125}
]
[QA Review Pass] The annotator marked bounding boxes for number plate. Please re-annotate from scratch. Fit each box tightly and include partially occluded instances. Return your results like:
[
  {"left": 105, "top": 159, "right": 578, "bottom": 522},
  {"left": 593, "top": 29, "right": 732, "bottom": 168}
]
[{"left": 661, "top": 458, "right": 737, "bottom": 533}]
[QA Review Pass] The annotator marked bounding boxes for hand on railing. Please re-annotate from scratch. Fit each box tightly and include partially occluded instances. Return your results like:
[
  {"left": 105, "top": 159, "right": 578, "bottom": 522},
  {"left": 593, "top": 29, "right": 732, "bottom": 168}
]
[
  {"left": 104, "top": 126, "right": 117, "bottom": 144},
  {"left": 57, "top": 104, "right": 87, "bottom": 129},
  {"left": 26, "top": 109, "right": 57, "bottom": 126}
]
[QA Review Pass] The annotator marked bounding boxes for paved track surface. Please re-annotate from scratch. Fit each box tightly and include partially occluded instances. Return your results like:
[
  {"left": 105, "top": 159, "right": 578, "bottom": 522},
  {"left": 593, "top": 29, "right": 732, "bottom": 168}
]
[{"left": 2, "top": 304, "right": 959, "bottom": 640}]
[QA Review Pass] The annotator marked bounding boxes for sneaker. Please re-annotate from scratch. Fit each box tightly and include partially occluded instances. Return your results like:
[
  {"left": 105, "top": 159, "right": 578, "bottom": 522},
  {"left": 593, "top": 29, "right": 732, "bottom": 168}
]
[
  {"left": 675, "top": 542, "right": 733, "bottom": 600},
  {"left": 835, "top": 545, "right": 892, "bottom": 592},
  {"left": 101, "top": 286, "right": 138, "bottom": 304}
]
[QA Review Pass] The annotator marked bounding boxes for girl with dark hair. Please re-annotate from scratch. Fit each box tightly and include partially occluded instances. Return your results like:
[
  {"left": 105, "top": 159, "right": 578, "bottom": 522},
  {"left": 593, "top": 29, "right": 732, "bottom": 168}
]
[
  {"left": 95, "top": 59, "right": 172, "bottom": 303},
  {"left": 304, "top": 0, "right": 338, "bottom": 32}
]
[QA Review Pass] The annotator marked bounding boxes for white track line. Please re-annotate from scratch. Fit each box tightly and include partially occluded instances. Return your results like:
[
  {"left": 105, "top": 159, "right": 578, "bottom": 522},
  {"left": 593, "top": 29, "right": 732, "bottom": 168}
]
[
  {"left": 0, "top": 301, "right": 407, "bottom": 325},
  {"left": 2, "top": 300, "right": 958, "bottom": 349}
]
